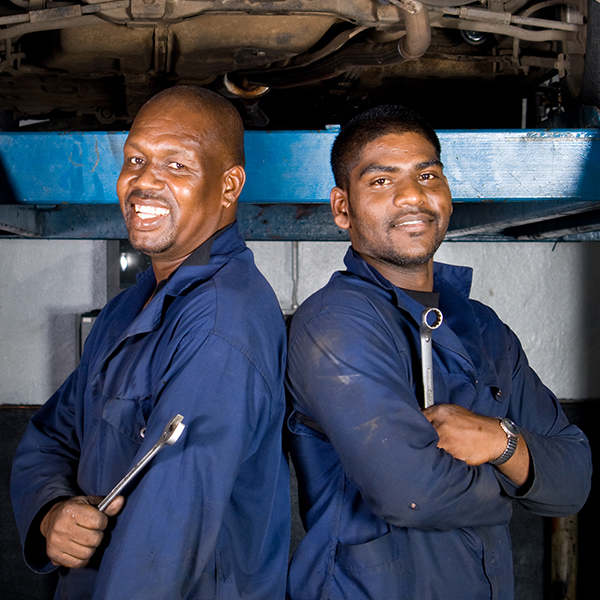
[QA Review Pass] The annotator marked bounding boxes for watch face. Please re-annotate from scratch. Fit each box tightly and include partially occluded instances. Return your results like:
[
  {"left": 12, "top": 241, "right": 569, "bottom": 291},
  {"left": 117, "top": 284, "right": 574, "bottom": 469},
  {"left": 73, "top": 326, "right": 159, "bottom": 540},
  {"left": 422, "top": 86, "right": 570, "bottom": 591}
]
[{"left": 502, "top": 418, "right": 520, "bottom": 436}]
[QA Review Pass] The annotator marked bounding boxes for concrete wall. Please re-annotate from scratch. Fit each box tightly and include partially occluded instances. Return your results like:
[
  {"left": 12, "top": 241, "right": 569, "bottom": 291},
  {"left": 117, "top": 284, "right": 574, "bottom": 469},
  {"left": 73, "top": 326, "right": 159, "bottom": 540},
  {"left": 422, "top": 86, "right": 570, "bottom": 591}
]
[
  {"left": 0, "top": 240, "right": 106, "bottom": 406},
  {"left": 2, "top": 238, "right": 600, "bottom": 405}
]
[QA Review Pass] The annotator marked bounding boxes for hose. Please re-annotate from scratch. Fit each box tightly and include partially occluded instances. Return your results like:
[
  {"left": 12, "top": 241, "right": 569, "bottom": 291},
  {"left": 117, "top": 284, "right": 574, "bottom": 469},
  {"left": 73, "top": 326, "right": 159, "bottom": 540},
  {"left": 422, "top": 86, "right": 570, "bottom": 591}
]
[{"left": 242, "top": 1, "right": 431, "bottom": 89}]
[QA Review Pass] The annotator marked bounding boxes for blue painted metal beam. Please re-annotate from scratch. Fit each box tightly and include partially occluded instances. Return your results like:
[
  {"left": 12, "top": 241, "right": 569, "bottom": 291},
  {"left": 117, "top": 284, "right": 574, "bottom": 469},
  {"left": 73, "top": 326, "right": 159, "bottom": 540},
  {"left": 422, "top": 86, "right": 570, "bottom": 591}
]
[
  {"left": 2, "top": 129, "right": 600, "bottom": 240},
  {"left": 3, "top": 201, "right": 600, "bottom": 241},
  {"left": 1, "top": 130, "right": 600, "bottom": 205}
]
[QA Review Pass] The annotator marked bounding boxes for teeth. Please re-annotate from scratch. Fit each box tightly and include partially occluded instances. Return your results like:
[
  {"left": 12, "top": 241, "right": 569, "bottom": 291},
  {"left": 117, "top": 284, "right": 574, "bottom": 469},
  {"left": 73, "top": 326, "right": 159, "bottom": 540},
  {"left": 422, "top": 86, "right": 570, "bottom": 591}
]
[
  {"left": 135, "top": 205, "right": 170, "bottom": 220},
  {"left": 395, "top": 219, "right": 423, "bottom": 227}
]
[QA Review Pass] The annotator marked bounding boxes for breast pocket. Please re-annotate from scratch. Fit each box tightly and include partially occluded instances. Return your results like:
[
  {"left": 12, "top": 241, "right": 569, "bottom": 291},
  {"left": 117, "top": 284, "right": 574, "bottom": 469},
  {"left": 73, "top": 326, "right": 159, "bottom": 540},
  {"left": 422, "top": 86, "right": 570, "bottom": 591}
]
[
  {"left": 78, "top": 394, "right": 153, "bottom": 494},
  {"left": 102, "top": 394, "right": 153, "bottom": 443}
]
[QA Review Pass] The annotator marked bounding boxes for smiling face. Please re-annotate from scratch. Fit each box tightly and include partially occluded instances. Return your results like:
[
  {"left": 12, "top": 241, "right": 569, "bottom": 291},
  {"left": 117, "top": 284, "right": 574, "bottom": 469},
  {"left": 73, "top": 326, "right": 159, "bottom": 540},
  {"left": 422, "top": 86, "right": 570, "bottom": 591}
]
[
  {"left": 331, "top": 131, "right": 452, "bottom": 290},
  {"left": 117, "top": 97, "right": 244, "bottom": 274}
]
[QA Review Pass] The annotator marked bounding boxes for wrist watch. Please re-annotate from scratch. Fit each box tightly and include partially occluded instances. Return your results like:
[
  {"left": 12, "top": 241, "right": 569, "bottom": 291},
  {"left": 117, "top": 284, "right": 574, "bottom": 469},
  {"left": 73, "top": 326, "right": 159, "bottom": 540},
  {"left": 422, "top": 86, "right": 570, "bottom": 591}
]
[{"left": 489, "top": 417, "right": 520, "bottom": 466}]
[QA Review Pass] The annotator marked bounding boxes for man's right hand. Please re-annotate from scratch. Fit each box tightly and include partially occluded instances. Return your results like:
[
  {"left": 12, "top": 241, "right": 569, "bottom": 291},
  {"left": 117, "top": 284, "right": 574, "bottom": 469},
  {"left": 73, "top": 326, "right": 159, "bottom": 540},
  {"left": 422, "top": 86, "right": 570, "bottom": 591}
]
[{"left": 40, "top": 495, "right": 124, "bottom": 568}]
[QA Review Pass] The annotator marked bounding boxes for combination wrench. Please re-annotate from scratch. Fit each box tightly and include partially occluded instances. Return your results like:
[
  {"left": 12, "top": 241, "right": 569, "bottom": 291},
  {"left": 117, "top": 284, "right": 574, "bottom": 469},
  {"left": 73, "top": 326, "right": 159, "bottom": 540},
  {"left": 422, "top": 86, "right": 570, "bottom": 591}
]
[
  {"left": 98, "top": 413, "right": 185, "bottom": 512},
  {"left": 420, "top": 308, "right": 443, "bottom": 409}
]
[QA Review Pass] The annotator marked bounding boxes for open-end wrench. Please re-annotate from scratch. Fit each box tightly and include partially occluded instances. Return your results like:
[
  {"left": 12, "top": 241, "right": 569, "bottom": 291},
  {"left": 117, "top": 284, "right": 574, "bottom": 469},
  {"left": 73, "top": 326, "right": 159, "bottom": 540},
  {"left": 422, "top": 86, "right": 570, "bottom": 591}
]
[
  {"left": 98, "top": 414, "right": 185, "bottom": 512},
  {"left": 420, "top": 308, "right": 443, "bottom": 409}
]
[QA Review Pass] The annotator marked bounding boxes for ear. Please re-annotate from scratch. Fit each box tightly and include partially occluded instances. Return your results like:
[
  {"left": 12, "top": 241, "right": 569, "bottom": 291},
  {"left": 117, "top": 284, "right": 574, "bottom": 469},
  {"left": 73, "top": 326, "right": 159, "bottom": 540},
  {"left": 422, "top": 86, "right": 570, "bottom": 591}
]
[
  {"left": 330, "top": 186, "right": 350, "bottom": 230},
  {"left": 221, "top": 165, "right": 246, "bottom": 208}
]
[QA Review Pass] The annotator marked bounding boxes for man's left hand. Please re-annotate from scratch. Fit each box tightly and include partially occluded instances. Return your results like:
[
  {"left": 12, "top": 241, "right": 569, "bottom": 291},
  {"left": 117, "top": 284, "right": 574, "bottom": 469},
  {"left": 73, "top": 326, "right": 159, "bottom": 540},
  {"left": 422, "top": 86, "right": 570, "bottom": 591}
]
[
  {"left": 422, "top": 404, "right": 505, "bottom": 465},
  {"left": 422, "top": 404, "right": 530, "bottom": 487}
]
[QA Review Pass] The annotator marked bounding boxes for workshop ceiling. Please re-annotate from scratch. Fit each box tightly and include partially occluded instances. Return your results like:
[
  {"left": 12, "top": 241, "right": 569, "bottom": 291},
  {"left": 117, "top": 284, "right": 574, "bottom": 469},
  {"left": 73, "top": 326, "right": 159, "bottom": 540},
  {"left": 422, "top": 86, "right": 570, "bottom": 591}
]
[
  {"left": 0, "top": 0, "right": 598, "bottom": 130},
  {"left": 1, "top": 1, "right": 600, "bottom": 241}
]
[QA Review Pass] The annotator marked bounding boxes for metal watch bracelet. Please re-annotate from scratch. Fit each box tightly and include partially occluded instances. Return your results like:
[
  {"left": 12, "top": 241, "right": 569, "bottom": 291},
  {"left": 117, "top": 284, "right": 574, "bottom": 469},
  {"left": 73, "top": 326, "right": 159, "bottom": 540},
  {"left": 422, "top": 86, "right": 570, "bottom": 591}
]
[{"left": 489, "top": 418, "right": 520, "bottom": 466}]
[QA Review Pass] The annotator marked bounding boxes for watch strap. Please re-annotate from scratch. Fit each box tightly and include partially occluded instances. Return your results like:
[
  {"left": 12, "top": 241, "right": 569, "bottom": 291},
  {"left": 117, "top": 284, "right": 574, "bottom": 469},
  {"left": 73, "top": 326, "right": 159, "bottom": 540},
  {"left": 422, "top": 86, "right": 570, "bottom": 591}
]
[{"left": 489, "top": 418, "right": 519, "bottom": 466}]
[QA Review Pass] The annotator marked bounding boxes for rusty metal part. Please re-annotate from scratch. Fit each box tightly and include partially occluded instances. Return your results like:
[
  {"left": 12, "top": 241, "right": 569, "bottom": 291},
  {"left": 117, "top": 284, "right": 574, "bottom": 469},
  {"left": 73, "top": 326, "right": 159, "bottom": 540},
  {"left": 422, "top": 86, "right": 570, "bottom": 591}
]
[
  {"left": 243, "top": 1, "right": 431, "bottom": 88},
  {"left": 223, "top": 73, "right": 270, "bottom": 99},
  {"left": 550, "top": 514, "right": 579, "bottom": 600}
]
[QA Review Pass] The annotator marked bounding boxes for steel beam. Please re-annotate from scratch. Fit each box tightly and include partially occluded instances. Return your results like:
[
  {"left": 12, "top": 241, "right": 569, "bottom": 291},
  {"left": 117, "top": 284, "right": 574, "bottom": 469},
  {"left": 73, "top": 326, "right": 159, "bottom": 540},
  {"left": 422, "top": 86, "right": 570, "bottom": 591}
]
[
  {"left": 2, "top": 129, "right": 600, "bottom": 240},
  {"left": 2, "top": 129, "right": 600, "bottom": 204},
  {"left": 4, "top": 201, "right": 600, "bottom": 241}
]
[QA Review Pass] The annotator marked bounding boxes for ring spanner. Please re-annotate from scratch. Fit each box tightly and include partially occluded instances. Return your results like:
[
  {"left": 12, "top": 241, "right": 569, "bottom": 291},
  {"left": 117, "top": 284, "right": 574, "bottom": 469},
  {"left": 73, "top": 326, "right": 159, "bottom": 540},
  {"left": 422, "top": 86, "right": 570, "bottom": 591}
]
[
  {"left": 98, "top": 414, "right": 185, "bottom": 512},
  {"left": 420, "top": 308, "right": 443, "bottom": 409}
]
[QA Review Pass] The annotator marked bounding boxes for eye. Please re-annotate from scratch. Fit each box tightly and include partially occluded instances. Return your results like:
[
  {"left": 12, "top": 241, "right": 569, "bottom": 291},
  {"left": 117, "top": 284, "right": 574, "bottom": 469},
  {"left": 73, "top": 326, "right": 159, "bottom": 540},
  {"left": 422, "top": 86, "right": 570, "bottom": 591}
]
[
  {"left": 168, "top": 162, "right": 185, "bottom": 170},
  {"left": 420, "top": 172, "right": 436, "bottom": 181},
  {"left": 371, "top": 177, "right": 390, "bottom": 187},
  {"left": 128, "top": 156, "right": 144, "bottom": 166}
]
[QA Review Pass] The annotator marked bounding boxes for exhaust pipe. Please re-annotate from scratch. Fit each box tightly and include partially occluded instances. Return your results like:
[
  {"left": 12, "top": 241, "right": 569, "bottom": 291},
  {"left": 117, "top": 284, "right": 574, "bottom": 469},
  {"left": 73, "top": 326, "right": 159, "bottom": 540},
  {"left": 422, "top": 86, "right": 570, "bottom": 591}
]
[{"left": 239, "top": 2, "right": 431, "bottom": 89}]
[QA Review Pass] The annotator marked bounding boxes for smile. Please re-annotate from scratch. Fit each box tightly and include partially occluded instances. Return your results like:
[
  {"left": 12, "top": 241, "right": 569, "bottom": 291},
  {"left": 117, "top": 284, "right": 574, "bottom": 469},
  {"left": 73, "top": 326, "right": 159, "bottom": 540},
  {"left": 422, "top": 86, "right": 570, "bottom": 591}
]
[
  {"left": 134, "top": 204, "right": 170, "bottom": 220},
  {"left": 395, "top": 219, "right": 426, "bottom": 227},
  {"left": 392, "top": 215, "right": 433, "bottom": 228}
]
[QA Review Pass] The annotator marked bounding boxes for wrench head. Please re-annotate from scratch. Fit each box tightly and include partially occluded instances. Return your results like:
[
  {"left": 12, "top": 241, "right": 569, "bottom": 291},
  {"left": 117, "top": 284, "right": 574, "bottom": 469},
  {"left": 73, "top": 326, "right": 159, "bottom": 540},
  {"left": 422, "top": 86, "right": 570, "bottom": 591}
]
[
  {"left": 421, "top": 307, "right": 443, "bottom": 331},
  {"left": 161, "top": 414, "right": 185, "bottom": 445}
]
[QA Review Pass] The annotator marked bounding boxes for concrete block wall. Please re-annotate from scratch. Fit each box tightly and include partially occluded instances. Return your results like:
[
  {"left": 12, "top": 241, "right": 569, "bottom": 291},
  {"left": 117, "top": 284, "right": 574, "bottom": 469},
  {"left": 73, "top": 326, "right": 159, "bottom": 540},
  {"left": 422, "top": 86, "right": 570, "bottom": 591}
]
[
  {"left": 250, "top": 239, "right": 600, "bottom": 401},
  {"left": 0, "top": 240, "right": 106, "bottom": 406},
  {"left": 1, "top": 238, "right": 600, "bottom": 405}
]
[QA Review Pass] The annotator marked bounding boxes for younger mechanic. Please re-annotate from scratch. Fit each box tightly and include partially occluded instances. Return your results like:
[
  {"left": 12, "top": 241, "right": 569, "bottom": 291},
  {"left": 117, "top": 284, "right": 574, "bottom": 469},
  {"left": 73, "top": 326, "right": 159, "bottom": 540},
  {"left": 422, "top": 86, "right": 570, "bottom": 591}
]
[{"left": 285, "top": 105, "right": 592, "bottom": 599}]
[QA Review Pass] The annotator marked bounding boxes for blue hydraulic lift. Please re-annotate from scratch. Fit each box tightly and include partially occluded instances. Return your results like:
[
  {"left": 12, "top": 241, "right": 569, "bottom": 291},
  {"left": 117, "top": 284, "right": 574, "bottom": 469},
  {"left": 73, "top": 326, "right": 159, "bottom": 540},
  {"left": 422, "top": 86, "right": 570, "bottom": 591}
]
[{"left": 2, "top": 122, "right": 600, "bottom": 241}]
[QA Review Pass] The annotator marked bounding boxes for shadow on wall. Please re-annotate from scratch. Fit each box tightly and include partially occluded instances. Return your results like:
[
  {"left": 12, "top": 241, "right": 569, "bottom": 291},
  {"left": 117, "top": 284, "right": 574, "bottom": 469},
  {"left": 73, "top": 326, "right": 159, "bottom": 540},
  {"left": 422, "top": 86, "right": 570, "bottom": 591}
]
[
  {"left": 581, "top": 244, "right": 600, "bottom": 398},
  {"left": 48, "top": 311, "right": 85, "bottom": 396},
  {"left": 569, "top": 242, "right": 600, "bottom": 599}
]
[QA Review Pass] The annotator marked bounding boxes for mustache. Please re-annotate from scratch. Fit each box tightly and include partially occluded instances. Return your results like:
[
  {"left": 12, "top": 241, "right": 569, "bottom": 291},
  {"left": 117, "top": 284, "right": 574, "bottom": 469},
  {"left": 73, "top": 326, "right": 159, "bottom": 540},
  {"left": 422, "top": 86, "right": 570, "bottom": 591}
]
[
  {"left": 389, "top": 208, "right": 439, "bottom": 228},
  {"left": 126, "top": 190, "right": 170, "bottom": 204}
]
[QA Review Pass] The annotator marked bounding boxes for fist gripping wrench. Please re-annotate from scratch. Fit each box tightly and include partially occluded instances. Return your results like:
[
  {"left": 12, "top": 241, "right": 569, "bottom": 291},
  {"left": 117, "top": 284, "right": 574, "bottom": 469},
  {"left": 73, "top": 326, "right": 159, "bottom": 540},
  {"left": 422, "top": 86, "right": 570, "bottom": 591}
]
[
  {"left": 420, "top": 308, "right": 443, "bottom": 409},
  {"left": 98, "top": 414, "right": 185, "bottom": 512}
]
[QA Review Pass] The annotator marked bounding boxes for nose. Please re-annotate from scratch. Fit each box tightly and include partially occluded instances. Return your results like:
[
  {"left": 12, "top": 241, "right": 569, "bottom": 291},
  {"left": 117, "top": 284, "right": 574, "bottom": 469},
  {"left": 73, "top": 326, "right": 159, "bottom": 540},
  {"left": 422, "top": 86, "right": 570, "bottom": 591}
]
[
  {"left": 393, "top": 177, "right": 426, "bottom": 207},
  {"left": 132, "top": 162, "right": 164, "bottom": 190}
]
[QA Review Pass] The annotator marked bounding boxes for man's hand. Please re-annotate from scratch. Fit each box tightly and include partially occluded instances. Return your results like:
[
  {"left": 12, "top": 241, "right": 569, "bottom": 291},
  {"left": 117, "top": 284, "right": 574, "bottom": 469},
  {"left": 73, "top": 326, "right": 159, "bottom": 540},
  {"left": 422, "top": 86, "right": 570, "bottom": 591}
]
[
  {"left": 422, "top": 404, "right": 530, "bottom": 486},
  {"left": 40, "top": 495, "right": 124, "bottom": 568},
  {"left": 422, "top": 404, "right": 505, "bottom": 465}
]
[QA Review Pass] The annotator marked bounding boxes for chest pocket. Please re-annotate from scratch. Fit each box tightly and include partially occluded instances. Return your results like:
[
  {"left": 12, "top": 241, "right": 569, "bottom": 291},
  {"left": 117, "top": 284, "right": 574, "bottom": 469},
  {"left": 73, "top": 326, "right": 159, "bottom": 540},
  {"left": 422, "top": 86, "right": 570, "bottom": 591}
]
[{"left": 102, "top": 394, "right": 153, "bottom": 443}]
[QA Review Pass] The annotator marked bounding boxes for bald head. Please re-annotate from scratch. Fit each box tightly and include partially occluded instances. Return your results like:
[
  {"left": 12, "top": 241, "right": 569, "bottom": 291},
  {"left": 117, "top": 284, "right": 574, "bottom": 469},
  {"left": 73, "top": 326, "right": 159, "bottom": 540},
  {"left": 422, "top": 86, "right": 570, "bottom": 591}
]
[
  {"left": 139, "top": 86, "right": 245, "bottom": 169},
  {"left": 118, "top": 85, "right": 247, "bottom": 280}
]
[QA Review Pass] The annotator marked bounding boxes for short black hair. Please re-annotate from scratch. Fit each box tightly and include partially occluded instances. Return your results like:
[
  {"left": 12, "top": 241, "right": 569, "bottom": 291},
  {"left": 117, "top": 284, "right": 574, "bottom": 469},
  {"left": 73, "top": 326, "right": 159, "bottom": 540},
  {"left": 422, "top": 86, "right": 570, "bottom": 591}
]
[{"left": 331, "top": 105, "right": 441, "bottom": 190}]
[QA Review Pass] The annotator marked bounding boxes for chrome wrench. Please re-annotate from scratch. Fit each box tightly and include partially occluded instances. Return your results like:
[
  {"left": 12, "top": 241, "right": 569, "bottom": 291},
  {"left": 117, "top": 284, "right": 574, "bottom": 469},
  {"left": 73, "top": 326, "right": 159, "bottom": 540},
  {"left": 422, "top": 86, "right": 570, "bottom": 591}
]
[
  {"left": 98, "top": 414, "right": 185, "bottom": 512},
  {"left": 420, "top": 308, "right": 443, "bottom": 409}
]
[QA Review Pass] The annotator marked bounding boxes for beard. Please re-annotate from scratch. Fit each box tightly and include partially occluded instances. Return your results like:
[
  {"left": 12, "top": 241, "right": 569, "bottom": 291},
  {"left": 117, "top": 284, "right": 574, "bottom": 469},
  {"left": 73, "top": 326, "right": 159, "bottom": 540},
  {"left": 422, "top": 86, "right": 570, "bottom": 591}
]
[
  {"left": 129, "top": 229, "right": 177, "bottom": 256},
  {"left": 350, "top": 206, "right": 448, "bottom": 269},
  {"left": 123, "top": 191, "right": 178, "bottom": 256},
  {"left": 369, "top": 234, "right": 444, "bottom": 269},
  {"left": 385, "top": 210, "right": 446, "bottom": 267}
]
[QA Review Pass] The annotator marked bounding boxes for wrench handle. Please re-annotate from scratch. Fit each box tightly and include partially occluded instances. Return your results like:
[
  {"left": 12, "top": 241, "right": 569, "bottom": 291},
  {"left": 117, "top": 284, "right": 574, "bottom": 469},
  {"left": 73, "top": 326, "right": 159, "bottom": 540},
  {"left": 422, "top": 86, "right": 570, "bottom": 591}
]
[
  {"left": 420, "top": 308, "right": 443, "bottom": 409},
  {"left": 421, "top": 333, "right": 435, "bottom": 409},
  {"left": 97, "top": 415, "right": 185, "bottom": 513},
  {"left": 97, "top": 443, "right": 162, "bottom": 512}
]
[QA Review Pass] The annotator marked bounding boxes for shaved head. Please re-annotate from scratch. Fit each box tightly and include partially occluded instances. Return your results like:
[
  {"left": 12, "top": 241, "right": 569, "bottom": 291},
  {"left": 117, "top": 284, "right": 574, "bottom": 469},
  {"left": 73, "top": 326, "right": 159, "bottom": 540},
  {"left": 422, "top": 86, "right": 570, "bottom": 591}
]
[{"left": 140, "top": 86, "right": 245, "bottom": 169}]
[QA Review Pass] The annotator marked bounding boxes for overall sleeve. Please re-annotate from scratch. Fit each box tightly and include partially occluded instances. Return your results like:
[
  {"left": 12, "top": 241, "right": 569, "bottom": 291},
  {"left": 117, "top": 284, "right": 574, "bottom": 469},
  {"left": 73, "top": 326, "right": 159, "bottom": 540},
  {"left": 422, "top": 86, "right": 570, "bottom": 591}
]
[
  {"left": 90, "top": 330, "right": 283, "bottom": 599},
  {"left": 10, "top": 361, "right": 88, "bottom": 573},
  {"left": 286, "top": 305, "right": 514, "bottom": 533},
  {"left": 494, "top": 326, "right": 592, "bottom": 516}
]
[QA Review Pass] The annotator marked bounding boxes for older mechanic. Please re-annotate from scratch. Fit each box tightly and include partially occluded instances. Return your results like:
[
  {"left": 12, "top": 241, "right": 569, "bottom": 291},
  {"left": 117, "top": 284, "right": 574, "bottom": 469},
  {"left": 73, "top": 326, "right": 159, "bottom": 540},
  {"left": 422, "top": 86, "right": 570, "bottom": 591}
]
[
  {"left": 285, "top": 105, "right": 592, "bottom": 600},
  {"left": 11, "top": 86, "right": 290, "bottom": 599}
]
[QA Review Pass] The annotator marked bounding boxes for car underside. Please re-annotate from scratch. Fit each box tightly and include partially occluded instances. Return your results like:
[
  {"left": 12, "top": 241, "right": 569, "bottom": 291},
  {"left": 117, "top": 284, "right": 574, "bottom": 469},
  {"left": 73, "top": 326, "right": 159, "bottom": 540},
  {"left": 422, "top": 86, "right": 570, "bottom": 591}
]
[{"left": 0, "top": 0, "right": 596, "bottom": 130}]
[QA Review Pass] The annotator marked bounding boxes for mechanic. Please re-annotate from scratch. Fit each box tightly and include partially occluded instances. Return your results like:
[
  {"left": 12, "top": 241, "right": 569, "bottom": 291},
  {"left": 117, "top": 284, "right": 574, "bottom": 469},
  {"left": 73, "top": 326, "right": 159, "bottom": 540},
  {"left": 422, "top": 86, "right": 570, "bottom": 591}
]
[
  {"left": 11, "top": 86, "right": 290, "bottom": 599},
  {"left": 285, "top": 105, "right": 592, "bottom": 600}
]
